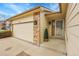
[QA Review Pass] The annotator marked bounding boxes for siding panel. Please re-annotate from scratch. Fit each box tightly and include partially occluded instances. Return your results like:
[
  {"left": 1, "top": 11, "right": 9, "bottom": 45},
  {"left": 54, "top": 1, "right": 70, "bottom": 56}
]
[
  {"left": 67, "top": 4, "right": 79, "bottom": 25},
  {"left": 66, "top": 4, "right": 76, "bottom": 23},
  {"left": 65, "top": 3, "right": 79, "bottom": 55},
  {"left": 67, "top": 14, "right": 79, "bottom": 27}
]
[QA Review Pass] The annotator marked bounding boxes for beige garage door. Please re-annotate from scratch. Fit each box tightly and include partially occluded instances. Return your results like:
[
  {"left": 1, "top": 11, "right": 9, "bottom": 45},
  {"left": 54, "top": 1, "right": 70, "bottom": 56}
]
[{"left": 13, "top": 22, "right": 34, "bottom": 43}]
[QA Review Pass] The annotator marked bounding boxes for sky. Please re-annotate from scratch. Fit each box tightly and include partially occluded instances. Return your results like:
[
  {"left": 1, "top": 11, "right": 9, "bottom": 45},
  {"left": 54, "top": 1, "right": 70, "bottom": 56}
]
[{"left": 0, "top": 3, "right": 60, "bottom": 21}]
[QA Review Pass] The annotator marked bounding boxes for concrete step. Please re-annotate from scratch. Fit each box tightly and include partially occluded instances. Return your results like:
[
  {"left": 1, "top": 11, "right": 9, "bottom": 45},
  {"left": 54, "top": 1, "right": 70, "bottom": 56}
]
[{"left": 49, "top": 36, "right": 64, "bottom": 40}]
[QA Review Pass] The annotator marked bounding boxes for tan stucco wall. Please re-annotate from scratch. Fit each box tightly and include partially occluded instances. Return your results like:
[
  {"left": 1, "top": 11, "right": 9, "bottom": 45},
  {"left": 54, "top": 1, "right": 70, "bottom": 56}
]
[
  {"left": 12, "top": 14, "right": 33, "bottom": 24},
  {"left": 48, "top": 20, "right": 52, "bottom": 38},
  {"left": 65, "top": 3, "right": 79, "bottom": 55},
  {"left": 40, "top": 12, "right": 48, "bottom": 43}
]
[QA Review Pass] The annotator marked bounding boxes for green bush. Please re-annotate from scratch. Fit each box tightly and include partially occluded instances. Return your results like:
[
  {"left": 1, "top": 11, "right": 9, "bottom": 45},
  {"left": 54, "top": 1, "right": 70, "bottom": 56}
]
[{"left": 0, "top": 30, "right": 12, "bottom": 38}]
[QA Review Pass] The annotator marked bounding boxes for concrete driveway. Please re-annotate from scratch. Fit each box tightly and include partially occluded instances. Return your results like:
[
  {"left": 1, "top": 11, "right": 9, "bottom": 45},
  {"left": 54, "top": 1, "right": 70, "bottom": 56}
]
[{"left": 0, "top": 37, "right": 66, "bottom": 56}]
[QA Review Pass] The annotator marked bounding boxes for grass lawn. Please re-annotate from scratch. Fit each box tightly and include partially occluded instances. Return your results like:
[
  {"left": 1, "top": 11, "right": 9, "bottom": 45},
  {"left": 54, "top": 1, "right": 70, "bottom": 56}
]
[{"left": 0, "top": 30, "right": 11, "bottom": 33}]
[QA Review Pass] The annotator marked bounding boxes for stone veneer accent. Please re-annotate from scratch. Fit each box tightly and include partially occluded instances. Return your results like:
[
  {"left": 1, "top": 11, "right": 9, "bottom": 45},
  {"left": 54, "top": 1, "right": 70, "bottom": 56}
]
[{"left": 33, "top": 12, "right": 40, "bottom": 46}]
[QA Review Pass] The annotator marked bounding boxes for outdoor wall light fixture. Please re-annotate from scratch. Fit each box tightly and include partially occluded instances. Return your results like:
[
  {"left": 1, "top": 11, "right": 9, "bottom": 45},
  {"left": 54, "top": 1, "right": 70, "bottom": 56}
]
[
  {"left": 34, "top": 20, "right": 37, "bottom": 25},
  {"left": 48, "top": 21, "right": 51, "bottom": 25}
]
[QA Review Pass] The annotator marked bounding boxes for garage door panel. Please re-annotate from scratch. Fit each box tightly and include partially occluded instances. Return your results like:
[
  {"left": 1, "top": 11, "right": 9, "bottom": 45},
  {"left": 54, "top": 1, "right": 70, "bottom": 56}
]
[{"left": 13, "top": 22, "right": 34, "bottom": 43}]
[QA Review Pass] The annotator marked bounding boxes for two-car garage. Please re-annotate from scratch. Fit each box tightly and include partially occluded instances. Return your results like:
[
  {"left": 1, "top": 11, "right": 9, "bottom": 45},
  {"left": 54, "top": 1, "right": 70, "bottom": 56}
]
[
  {"left": 9, "top": 7, "right": 41, "bottom": 45},
  {"left": 12, "top": 14, "right": 34, "bottom": 43}
]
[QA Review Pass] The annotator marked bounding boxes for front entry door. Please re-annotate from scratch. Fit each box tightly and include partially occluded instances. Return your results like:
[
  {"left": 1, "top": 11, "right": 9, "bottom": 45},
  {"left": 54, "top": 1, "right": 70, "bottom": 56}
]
[
  {"left": 52, "top": 20, "right": 64, "bottom": 37},
  {"left": 56, "top": 20, "right": 63, "bottom": 37}
]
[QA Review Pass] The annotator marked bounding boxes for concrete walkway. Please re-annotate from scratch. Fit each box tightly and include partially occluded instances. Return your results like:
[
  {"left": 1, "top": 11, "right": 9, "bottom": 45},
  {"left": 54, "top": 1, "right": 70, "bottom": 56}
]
[
  {"left": 41, "top": 39, "right": 66, "bottom": 55},
  {"left": 0, "top": 37, "right": 66, "bottom": 56}
]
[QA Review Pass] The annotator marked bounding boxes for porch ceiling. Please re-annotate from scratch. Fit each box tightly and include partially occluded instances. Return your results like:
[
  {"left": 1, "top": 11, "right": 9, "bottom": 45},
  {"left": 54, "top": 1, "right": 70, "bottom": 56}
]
[{"left": 45, "top": 3, "right": 68, "bottom": 20}]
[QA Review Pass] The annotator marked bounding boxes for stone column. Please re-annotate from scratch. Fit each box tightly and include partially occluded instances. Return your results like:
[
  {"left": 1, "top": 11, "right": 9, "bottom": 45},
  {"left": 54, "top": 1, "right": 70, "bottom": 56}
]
[{"left": 33, "top": 12, "right": 40, "bottom": 46}]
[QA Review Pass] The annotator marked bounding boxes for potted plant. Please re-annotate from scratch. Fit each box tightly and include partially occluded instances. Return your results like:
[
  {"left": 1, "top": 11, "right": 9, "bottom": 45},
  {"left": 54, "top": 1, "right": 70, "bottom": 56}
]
[{"left": 44, "top": 28, "right": 49, "bottom": 42}]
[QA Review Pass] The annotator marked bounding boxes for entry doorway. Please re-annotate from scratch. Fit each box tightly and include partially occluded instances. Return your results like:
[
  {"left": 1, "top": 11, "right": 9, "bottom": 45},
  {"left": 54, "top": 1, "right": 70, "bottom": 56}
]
[
  {"left": 41, "top": 20, "right": 66, "bottom": 54},
  {"left": 52, "top": 20, "right": 64, "bottom": 38}
]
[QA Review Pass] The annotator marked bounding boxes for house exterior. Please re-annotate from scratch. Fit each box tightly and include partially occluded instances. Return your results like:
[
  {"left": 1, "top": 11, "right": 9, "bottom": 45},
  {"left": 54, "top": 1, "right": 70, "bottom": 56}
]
[
  {"left": 7, "top": 6, "right": 57, "bottom": 46},
  {"left": 6, "top": 4, "right": 67, "bottom": 45},
  {"left": 0, "top": 21, "right": 5, "bottom": 30},
  {"left": 6, "top": 3, "right": 79, "bottom": 55}
]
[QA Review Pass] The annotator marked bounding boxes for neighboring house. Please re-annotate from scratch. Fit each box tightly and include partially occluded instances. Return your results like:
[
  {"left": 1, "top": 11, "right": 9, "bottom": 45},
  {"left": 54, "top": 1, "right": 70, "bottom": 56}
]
[
  {"left": 0, "top": 21, "right": 5, "bottom": 30},
  {"left": 6, "top": 3, "right": 79, "bottom": 55},
  {"left": 5, "top": 21, "right": 11, "bottom": 30},
  {"left": 0, "top": 21, "right": 11, "bottom": 30}
]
